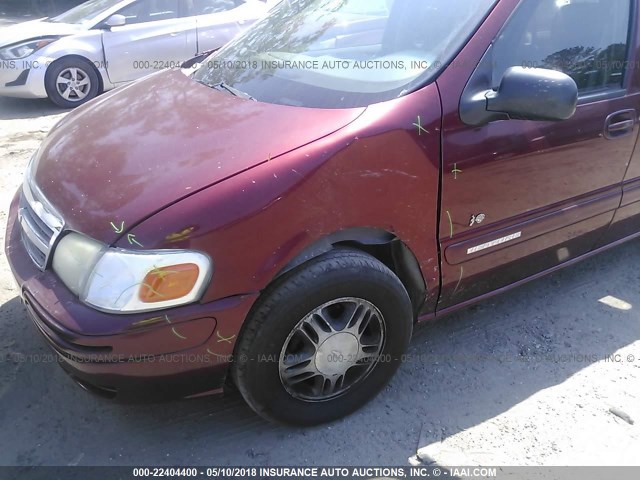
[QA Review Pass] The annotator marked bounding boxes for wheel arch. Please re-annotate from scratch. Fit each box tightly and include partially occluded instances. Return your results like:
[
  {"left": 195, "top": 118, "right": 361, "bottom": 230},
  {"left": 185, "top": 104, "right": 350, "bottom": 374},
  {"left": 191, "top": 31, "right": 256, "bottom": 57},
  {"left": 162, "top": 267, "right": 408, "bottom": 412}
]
[{"left": 275, "top": 227, "right": 427, "bottom": 319}]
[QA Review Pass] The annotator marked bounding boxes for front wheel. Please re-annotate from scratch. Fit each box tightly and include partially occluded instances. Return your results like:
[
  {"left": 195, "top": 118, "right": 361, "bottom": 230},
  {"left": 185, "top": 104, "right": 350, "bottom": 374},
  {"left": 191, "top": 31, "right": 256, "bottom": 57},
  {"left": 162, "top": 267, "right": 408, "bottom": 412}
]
[
  {"left": 232, "top": 249, "right": 413, "bottom": 425},
  {"left": 45, "top": 58, "right": 100, "bottom": 108}
]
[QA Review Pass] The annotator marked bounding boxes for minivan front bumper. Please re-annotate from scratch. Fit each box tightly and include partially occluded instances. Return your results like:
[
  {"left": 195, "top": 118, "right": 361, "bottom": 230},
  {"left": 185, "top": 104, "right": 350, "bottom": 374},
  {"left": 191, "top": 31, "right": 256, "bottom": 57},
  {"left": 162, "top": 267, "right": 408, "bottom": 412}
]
[{"left": 5, "top": 190, "right": 258, "bottom": 401}]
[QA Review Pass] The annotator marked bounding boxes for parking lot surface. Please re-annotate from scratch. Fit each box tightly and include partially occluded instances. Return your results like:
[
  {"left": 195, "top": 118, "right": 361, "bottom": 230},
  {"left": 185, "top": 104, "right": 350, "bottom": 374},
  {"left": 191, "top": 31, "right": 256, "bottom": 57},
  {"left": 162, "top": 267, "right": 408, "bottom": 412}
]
[{"left": 0, "top": 92, "right": 639, "bottom": 467}]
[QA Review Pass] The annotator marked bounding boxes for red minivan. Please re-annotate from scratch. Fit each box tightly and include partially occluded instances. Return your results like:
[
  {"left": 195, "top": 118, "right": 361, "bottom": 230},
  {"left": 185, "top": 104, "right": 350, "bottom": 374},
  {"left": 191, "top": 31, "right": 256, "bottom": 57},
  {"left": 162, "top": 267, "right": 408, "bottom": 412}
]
[{"left": 5, "top": 0, "right": 640, "bottom": 425}]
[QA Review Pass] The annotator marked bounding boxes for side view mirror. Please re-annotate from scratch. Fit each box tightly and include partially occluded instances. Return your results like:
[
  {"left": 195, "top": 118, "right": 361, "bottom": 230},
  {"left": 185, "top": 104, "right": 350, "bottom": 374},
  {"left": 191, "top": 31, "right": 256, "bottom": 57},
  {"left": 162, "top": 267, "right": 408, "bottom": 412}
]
[
  {"left": 460, "top": 63, "right": 578, "bottom": 126},
  {"left": 102, "top": 14, "right": 126, "bottom": 29},
  {"left": 486, "top": 67, "right": 578, "bottom": 122}
]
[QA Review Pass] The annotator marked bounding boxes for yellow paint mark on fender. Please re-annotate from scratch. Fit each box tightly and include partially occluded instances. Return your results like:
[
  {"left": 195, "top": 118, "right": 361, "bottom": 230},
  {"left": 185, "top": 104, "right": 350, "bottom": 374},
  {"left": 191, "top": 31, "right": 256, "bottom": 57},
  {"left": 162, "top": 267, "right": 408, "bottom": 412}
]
[
  {"left": 453, "top": 266, "right": 464, "bottom": 295},
  {"left": 165, "top": 227, "right": 195, "bottom": 243},
  {"left": 216, "top": 331, "right": 236, "bottom": 344},
  {"left": 446, "top": 210, "right": 454, "bottom": 238},
  {"left": 172, "top": 327, "right": 187, "bottom": 340},
  {"left": 132, "top": 316, "right": 164, "bottom": 328}
]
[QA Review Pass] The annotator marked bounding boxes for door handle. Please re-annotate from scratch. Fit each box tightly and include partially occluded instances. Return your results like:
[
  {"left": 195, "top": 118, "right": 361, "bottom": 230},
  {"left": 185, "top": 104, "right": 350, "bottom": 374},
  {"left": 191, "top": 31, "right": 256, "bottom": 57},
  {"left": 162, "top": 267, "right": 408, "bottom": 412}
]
[
  {"left": 608, "top": 119, "right": 635, "bottom": 132},
  {"left": 604, "top": 109, "right": 637, "bottom": 140}
]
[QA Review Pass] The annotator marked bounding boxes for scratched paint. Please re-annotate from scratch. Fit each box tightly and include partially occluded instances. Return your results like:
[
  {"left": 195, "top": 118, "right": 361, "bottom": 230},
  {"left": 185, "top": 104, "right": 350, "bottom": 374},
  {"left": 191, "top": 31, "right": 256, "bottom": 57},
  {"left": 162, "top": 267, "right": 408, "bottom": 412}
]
[{"left": 165, "top": 227, "right": 195, "bottom": 243}]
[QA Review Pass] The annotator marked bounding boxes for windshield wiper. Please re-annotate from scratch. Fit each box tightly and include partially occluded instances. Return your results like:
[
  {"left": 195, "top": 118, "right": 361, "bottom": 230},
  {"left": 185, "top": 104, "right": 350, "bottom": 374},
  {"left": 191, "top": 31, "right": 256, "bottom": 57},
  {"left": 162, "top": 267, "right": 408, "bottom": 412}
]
[{"left": 210, "top": 82, "right": 256, "bottom": 101}]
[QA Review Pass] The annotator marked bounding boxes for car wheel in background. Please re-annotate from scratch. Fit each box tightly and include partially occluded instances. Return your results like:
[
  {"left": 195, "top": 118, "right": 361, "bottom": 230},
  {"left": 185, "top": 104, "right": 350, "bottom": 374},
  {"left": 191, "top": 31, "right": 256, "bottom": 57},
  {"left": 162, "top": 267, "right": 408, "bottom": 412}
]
[
  {"left": 45, "top": 57, "right": 100, "bottom": 108},
  {"left": 232, "top": 249, "right": 413, "bottom": 425}
]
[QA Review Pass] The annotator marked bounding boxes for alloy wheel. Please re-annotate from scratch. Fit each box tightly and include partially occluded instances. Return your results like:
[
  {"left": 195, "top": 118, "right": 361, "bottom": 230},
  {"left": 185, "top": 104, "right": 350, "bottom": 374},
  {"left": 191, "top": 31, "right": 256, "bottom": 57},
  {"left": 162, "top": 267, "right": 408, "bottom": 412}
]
[
  {"left": 56, "top": 67, "right": 91, "bottom": 102},
  {"left": 279, "top": 297, "right": 386, "bottom": 402}
]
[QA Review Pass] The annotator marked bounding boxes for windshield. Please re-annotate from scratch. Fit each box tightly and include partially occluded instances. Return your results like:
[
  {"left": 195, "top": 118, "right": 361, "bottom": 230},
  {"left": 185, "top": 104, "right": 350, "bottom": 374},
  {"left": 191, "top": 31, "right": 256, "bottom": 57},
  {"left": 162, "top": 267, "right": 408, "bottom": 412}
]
[
  {"left": 48, "top": 0, "right": 124, "bottom": 25},
  {"left": 193, "top": 0, "right": 497, "bottom": 108}
]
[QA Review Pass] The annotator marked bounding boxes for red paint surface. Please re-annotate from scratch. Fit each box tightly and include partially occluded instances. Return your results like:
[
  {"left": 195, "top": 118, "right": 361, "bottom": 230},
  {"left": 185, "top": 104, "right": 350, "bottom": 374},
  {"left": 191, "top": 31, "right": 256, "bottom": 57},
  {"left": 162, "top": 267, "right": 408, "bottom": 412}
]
[{"left": 7, "top": 0, "right": 640, "bottom": 399}]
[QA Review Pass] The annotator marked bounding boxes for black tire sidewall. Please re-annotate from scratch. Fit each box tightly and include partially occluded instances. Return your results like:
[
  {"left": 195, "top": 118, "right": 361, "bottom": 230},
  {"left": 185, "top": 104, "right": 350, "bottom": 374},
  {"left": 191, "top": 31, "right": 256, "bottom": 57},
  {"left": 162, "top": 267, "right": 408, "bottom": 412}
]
[
  {"left": 45, "top": 58, "right": 100, "bottom": 108},
  {"left": 236, "top": 253, "right": 413, "bottom": 425}
]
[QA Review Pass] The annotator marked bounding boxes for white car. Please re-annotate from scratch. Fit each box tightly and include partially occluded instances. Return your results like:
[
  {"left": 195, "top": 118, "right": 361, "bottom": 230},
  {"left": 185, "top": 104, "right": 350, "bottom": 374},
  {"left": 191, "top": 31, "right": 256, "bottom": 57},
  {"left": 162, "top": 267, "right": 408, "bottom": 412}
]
[{"left": 0, "top": 0, "right": 274, "bottom": 107}]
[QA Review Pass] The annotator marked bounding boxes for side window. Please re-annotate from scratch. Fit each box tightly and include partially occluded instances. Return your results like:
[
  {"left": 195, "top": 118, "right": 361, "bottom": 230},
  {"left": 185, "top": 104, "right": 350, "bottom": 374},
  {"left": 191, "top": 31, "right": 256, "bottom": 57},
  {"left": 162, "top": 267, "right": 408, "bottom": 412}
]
[
  {"left": 117, "top": 0, "right": 179, "bottom": 25},
  {"left": 492, "top": 0, "right": 632, "bottom": 95},
  {"left": 188, "top": 0, "right": 246, "bottom": 16}
]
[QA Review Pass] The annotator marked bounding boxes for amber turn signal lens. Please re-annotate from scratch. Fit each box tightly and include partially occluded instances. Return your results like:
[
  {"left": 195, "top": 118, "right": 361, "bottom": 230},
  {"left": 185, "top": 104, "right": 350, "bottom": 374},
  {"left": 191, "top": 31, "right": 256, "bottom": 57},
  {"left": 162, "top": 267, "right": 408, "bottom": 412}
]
[{"left": 139, "top": 263, "right": 200, "bottom": 303}]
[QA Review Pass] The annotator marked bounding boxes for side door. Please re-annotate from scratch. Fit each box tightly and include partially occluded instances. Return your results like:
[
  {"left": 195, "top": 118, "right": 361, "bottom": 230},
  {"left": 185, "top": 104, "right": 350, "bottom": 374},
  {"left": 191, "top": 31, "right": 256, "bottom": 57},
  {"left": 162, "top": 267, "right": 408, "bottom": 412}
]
[
  {"left": 193, "top": 0, "right": 268, "bottom": 52},
  {"left": 102, "top": 0, "right": 195, "bottom": 84},
  {"left": 599, "top": 28, "right": 640, "bottom": 244},
  {"left": 436, "top": 0, "right": 639, "bottom": 310}
]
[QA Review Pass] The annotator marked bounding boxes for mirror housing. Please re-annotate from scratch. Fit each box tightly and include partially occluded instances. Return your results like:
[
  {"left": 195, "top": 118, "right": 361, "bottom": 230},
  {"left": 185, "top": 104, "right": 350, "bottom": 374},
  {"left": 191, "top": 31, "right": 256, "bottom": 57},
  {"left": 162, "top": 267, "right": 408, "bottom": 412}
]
[
  {"left": 486, "top": 67, "right": 578, "bottom": 122},
  {"left": 459, "top": 47, "right": 579, "bottom": 127},
  {"left": 102, "top": 14, "right": 126, "bottom": 29}
]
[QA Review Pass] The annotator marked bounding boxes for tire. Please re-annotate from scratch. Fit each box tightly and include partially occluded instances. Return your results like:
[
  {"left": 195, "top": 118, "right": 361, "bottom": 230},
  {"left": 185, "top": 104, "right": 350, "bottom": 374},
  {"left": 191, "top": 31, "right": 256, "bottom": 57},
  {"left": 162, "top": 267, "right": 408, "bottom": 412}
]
[
  {"left": 45, "top": 57, "right": 100, "bottom": 108},
  {"left": 232, "top": 248, "right": 413, "bottom": 425}
]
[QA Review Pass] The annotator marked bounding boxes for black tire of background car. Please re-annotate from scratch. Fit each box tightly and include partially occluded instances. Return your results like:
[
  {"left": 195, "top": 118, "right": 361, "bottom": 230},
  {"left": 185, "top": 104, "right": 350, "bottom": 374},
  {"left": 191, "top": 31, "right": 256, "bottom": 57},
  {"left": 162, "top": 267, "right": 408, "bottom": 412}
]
[
  {"left": 231, "top": 248, "right": 413, "bottom": 426},
  {"left": 44, "top": 57, "right": 100, "bottom": 109}
]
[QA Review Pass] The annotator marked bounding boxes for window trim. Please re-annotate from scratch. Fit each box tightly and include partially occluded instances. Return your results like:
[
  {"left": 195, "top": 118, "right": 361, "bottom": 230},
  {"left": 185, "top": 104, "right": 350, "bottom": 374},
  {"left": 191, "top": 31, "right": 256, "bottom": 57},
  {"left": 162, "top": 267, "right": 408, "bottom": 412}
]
[
  {"left": 621, "top": 0, "right": 638, "bottom": 92},
  {"left": 115, "top": 0, "right": 181, "bottom": 26},
  {"left": 580, "top": 0, "right": 637, "bottom": 102},
  {"left": 183, "top": 0, "right": 246, "bottom": 18},
  {"left": 492, "top": 0, "right": 637, "bottom": 102},
  {"left": 405, "top": 0, "right": 500, "bottom": 96},
  {"left": 578, "top": 0, "right": 637, "bottom": 105},
  {"left": 578, "top": 88, "right": 626, "bottom": 106}
]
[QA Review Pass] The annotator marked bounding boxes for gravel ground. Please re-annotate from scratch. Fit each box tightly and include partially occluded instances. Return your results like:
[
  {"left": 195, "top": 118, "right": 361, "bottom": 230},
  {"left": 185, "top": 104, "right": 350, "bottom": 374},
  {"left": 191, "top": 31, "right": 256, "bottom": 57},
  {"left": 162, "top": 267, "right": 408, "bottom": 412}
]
[{"left": 0, "top": 92, "right": 639, "bottom": 467}]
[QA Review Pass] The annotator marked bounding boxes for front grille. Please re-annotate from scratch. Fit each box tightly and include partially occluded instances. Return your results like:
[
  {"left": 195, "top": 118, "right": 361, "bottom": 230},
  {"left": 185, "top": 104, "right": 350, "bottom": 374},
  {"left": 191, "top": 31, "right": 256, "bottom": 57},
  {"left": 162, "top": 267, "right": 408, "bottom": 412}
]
[{"left": 18, "top": 170, "right": 64, "bottom": 270}]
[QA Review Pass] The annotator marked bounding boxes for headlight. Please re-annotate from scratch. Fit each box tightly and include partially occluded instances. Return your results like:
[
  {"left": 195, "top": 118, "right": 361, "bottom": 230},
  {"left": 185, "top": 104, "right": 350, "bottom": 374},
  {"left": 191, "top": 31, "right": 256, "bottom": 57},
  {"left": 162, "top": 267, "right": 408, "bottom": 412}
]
[
  {"left": 0, "top": 37, "right": 61, "bottom": 60},
  {"left": 52, "top": 232, "right": 212, "bottom": 313}
]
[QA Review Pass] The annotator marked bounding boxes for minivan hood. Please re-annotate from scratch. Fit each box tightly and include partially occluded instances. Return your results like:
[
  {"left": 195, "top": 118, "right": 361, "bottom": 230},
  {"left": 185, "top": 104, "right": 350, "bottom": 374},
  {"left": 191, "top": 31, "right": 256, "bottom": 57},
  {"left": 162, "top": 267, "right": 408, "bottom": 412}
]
[
  {"left": 0, "top": 20, "right": 82, "bottom": 48},
  {"left": 33, "top": 70, "right": 365, "bottom": 244}
]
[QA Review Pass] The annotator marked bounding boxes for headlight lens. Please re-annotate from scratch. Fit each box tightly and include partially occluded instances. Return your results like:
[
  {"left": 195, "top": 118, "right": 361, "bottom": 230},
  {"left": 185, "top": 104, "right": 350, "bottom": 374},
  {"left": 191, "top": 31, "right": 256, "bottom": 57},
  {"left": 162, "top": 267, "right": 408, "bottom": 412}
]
[
  {"left": 52, "top": 233, "right": 104, "bottom": 296},
  {"left": 52, "top": 232, "right": 212, "bottom": 313},
  {"left": 0, "top": 37, "right": 60, "bottom": 60}
]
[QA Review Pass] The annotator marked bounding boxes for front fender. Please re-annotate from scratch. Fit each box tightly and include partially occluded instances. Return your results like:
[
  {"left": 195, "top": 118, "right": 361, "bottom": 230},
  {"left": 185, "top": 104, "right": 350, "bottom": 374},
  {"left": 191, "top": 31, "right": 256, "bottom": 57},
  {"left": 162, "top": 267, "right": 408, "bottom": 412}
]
[
  {"left": 124, "top": 85, "right": 442, "bottom": 307},
  {"left": 38, "top": 32, "right": 114, "bottom": 91}
]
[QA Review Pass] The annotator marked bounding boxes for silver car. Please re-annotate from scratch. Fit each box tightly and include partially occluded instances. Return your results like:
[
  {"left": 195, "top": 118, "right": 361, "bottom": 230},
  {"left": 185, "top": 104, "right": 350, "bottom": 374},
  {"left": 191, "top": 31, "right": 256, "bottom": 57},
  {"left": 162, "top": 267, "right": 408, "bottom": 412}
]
[{"left": 0, "top": 0, "right": 274, "bottom": 107}]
